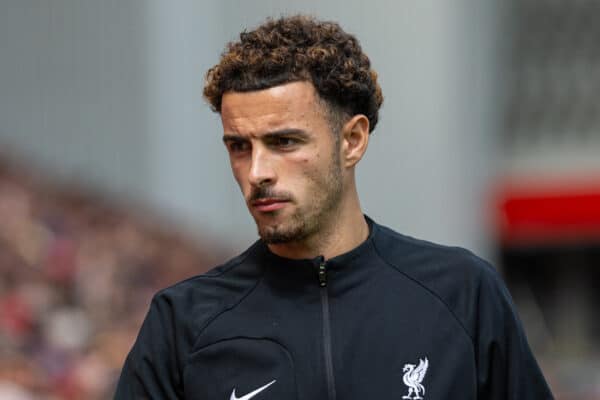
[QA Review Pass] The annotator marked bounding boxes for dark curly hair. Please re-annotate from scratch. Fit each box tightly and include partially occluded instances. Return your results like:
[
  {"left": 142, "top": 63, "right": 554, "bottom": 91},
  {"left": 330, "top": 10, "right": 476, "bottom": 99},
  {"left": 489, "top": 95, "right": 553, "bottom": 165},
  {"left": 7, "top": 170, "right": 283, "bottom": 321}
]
[{"left": 203, "top": 15, "right": 383, "bottom": 133}]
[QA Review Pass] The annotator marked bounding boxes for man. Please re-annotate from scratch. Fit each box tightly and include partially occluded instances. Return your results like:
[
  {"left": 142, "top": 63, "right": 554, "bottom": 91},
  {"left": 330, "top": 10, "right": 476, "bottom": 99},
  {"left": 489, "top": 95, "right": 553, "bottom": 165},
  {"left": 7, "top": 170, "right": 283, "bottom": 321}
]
[{"left": 115, "top": 15, "right": 553, "bottom": 399}]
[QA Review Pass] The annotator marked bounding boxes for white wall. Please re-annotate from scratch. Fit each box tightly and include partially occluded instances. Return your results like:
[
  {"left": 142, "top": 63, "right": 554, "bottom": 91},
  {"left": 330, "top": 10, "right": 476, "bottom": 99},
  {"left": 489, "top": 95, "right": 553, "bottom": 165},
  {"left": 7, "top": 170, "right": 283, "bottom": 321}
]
[{"left": 0, "top": 1, "right": 503, "bottom": 258}]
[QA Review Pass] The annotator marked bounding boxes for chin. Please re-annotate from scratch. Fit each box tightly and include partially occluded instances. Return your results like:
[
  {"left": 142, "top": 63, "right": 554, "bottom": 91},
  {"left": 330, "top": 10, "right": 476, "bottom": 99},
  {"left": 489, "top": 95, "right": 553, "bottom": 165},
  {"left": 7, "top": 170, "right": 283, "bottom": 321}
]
[{"left": 258, "top": 222, "right": 303, "bottom": 244}]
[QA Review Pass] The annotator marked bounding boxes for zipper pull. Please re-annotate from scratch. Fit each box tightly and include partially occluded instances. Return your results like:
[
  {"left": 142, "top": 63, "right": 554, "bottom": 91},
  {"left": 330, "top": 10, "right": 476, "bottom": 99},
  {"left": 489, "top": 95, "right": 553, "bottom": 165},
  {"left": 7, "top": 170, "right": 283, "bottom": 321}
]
[{"left": 318, "top": 261, "right": 327, "bottom": 287}]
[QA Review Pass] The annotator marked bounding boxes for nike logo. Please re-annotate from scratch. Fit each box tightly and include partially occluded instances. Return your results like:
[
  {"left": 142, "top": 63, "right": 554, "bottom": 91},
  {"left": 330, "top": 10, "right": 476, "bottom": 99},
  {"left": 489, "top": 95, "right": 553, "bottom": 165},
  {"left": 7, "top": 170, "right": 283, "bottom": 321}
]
[{"left": 230, "top": 380, "right": 276, "bottom": 400}]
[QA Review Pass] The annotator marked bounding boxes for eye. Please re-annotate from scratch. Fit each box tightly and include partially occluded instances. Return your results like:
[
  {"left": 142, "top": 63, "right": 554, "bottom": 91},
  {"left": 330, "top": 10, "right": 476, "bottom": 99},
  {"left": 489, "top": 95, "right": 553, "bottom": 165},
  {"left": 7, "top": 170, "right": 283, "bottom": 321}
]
[
  {"left": 273, "top": 136, "right": 299, "bottom": 148},
  {"left": 226, "top": 140, "right": 250, "bottom": 154}
]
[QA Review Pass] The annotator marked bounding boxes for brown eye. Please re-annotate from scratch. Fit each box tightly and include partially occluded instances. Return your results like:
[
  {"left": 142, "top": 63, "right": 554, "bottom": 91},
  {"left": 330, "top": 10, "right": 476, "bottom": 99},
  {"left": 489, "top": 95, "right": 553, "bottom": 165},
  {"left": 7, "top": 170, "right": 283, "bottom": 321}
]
[
  {"left": 227, "top": 140, "right": 250, "bottom": 153},
  {"left": 276, "top": 137, "right": 298, "bottom": 147}
]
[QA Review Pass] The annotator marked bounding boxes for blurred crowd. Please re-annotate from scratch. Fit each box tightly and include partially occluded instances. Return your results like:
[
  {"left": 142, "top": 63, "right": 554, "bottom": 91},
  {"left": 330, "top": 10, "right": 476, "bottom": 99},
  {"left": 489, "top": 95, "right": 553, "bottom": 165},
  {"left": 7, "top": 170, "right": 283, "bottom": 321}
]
[{"left": 0, "top": 159, "right": 222, "bottom": 399}]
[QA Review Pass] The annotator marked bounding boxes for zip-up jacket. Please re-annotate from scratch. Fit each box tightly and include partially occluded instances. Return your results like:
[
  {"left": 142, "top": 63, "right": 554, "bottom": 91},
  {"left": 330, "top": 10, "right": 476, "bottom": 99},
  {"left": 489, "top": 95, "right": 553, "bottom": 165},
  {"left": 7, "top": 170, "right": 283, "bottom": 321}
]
[{"left": 115, "top": 217, "right": 553, "bottom": 399}]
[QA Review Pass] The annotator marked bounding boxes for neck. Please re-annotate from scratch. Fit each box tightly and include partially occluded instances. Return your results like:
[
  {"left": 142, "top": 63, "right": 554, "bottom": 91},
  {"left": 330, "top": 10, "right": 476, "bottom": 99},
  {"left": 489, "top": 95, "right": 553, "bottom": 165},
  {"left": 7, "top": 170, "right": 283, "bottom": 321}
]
[{"left": 267, "top": 189, "right": 368, "bottom": 260}]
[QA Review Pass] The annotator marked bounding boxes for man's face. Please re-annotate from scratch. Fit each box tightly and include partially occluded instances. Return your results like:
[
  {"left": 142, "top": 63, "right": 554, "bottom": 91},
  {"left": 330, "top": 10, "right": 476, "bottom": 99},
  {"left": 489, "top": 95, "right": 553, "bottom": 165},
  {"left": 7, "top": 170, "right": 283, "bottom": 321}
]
[{"left": 220, "top": 81, "right": 344, "bottom": 244}]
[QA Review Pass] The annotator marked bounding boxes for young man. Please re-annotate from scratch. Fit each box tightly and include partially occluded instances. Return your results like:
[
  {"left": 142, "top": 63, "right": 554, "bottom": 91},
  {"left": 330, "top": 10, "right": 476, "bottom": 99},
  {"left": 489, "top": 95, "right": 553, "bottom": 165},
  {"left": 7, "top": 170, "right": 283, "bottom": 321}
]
[{"left": 115, "top": 15, "right": 553, "bottom": 399}]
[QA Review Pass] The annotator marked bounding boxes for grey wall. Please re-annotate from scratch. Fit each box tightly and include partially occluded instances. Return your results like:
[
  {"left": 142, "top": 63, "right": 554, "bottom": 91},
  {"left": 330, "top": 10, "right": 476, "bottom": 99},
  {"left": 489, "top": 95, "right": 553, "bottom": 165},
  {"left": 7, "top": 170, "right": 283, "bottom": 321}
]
[
  {"left": 0, "top": 1, "right": 151, "bottom": 197},
  {"left": 0, "top": 1, "right": 503, "bottom": 258}
]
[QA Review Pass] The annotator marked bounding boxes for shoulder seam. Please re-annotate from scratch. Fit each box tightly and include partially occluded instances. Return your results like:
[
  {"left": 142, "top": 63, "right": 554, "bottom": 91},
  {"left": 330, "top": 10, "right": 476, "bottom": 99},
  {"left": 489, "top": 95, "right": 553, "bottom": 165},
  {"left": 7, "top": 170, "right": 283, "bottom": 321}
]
[
  {"left": 154, "top": 241, "right": 259, "bottom": 296},
  {"left": 371, "top": 236, "right": 476, "bottom": 347},
  {"left": 184, "top": 272, "right": 264, "bottom": 365}
]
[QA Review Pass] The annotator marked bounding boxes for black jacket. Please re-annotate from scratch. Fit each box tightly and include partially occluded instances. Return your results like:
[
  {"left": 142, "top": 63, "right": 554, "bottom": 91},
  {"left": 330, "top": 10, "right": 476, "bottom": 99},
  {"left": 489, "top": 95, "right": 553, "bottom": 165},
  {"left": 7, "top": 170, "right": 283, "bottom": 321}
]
[{"left": 115, "top": 217, "right": 553, "bottom": 399}]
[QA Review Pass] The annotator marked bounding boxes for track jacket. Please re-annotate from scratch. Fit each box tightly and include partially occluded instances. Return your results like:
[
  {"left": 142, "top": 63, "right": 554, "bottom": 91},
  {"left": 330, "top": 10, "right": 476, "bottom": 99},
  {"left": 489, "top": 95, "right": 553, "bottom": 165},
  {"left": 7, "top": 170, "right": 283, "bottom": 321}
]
[{"left": 115, "top": 217, "right": 553, "bottom": 399}]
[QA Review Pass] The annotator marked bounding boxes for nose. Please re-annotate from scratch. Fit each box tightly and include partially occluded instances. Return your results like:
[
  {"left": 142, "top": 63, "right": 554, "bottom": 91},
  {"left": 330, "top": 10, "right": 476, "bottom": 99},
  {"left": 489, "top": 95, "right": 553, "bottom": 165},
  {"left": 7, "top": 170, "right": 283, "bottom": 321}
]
[{"left": 248, "top": 147, "right": 276, "bottom": 188}]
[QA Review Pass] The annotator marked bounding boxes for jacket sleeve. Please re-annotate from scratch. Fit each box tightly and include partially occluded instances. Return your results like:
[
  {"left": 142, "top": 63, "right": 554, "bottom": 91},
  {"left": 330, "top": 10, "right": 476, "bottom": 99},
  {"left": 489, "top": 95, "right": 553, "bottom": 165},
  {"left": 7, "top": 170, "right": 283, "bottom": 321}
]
[
  {"left": 475, "top": 266, "right": 554, "bottom": 399},
  {"left": 114, "top": 294, "right": 184, "bottom": 399}
]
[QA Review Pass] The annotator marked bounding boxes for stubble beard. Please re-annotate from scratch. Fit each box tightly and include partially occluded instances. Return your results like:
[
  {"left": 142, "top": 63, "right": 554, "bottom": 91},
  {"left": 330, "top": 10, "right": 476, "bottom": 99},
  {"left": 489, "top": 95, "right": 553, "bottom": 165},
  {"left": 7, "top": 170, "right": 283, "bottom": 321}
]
[{"left": 256, "top": 150, "right": 343, "bottom": 245}]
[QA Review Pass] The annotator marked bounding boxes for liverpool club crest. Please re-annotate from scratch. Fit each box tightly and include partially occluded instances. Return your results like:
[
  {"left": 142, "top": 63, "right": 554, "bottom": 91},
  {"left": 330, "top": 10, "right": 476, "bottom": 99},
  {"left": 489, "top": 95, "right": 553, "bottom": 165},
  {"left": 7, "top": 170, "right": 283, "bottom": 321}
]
[{"left": 402, "top": 357, "right": 429, "bottom": 399}]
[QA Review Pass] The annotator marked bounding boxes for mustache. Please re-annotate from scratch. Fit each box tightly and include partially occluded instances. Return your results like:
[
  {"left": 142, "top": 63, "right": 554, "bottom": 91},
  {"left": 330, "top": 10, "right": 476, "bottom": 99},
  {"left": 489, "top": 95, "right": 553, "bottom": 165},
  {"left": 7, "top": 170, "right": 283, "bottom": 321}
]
[{"left": 248, "top": 187, "right": 294, "bottom": 202}]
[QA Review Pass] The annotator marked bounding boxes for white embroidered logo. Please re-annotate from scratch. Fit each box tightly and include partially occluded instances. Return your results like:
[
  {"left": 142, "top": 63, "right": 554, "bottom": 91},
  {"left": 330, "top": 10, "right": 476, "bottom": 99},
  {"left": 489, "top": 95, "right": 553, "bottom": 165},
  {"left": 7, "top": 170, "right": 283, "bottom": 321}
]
[
  {"left": 402, "top": 357, "right": 429, "bottom": 399},
  {"left": 230, "top": 380, "right": 276, "bottom": 400}
]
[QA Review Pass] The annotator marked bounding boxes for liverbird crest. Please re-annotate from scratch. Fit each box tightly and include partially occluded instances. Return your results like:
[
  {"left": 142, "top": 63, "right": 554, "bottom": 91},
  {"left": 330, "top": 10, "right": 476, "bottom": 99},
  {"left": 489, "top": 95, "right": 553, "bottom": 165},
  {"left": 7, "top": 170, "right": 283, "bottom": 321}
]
[{"left": 401, "top": 357, "right": 429, "bottom": 399}]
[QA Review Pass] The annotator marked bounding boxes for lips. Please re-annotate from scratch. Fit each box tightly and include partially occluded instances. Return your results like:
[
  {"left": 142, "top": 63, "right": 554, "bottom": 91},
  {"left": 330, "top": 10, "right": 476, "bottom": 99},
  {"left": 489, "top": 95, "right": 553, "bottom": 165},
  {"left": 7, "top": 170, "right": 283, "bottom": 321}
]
[{"left": 251, "top": 198, "right": 289, "bottom": 212}]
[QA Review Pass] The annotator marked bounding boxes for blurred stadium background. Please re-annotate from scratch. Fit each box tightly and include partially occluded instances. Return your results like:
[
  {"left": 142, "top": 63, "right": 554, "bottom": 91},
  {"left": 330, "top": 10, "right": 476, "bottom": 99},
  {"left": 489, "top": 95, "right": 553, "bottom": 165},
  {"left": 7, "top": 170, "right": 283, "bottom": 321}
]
[{"left": 0, "top": 0, "right": 599, "bottom": 398}]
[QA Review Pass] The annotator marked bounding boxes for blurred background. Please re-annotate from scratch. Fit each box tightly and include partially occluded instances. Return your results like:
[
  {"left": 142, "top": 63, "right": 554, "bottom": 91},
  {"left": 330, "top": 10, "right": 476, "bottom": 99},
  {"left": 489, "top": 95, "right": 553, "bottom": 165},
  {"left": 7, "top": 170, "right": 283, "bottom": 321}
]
[{"left": 0, "top": 0, "right": 598, "bottom": 398}]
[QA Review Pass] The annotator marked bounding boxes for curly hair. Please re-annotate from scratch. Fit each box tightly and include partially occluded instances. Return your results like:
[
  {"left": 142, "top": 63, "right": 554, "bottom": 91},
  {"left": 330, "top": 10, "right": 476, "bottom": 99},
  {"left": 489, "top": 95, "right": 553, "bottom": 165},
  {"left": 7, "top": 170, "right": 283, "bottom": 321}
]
[{"left": 203, "top": 15, "right": 383, "bottom": 133}]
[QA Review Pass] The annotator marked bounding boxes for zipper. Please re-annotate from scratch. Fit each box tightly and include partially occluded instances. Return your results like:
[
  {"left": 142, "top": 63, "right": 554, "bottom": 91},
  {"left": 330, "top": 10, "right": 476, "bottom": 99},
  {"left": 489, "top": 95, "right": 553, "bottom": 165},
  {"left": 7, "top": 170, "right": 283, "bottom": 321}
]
[{"left": 318, "top": 259, "right": 337, "bottom": 400}]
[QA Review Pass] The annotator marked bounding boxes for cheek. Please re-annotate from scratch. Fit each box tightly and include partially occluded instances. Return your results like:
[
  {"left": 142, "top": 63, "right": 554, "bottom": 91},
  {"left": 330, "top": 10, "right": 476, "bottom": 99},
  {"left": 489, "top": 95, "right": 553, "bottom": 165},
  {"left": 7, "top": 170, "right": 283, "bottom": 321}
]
[
  {"left": 291, "top": 156, "right": 326, "bottom": 188},
  {"left": 229, "top": 160, "right": 249, "bottom": 191},
  {"left": 287, "top": 155, "right": 313, "bottom": 179}
]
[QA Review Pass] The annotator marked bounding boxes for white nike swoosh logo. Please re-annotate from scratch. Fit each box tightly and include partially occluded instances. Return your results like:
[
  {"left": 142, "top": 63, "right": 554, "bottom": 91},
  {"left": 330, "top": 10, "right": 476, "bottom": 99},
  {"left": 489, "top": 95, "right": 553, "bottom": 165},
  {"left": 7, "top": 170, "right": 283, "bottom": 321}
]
[{"left": 230, "top": 380, "right": 276, "bottom": 400}]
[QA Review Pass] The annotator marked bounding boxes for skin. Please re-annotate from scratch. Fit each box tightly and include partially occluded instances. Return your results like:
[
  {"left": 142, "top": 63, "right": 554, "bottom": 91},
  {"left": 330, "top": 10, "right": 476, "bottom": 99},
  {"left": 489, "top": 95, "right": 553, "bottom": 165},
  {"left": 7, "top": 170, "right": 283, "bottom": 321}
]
[{"left": 220, "top": 81, "right": 370, "bottom": 260}]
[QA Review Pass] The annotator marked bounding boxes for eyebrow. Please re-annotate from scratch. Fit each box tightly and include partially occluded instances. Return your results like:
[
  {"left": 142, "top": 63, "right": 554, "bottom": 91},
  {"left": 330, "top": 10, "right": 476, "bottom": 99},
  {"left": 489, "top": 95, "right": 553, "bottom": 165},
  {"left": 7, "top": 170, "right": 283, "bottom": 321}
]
[{"left": 222, "top": 128, "right": 309, "bottom": 143}]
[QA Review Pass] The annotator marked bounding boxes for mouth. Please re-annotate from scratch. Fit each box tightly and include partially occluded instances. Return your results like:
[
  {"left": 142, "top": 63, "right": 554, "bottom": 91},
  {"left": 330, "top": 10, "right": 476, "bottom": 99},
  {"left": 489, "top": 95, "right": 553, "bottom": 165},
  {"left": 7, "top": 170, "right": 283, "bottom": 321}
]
[{"left": 251, "top": 198, "right": 290, "bottom": 212}]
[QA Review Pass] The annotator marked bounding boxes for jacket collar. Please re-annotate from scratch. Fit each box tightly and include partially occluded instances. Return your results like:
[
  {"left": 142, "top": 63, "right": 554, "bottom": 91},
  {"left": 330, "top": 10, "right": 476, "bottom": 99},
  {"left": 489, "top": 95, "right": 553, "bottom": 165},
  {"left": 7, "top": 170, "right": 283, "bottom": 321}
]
[{"left": 255, "top": 215, "right": 378, "bottom": 276}]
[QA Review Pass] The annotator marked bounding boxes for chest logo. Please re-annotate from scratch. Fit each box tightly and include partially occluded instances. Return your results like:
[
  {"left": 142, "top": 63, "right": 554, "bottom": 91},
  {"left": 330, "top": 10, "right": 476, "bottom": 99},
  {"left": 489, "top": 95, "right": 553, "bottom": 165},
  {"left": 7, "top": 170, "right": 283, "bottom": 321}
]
[
  {"left": 402, "top": 357, "right": 429, "bottom": 399},
  {"left": 230, "top": 380, "right": 276, "bottom": 400}
]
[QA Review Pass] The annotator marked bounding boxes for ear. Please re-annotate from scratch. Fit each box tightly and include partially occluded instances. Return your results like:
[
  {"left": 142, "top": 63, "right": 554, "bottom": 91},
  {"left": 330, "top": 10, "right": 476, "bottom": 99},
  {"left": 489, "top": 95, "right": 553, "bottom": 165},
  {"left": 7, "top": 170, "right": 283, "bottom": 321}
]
[{"left": 341, "top": 114, "right": 370, "bottom": 168}]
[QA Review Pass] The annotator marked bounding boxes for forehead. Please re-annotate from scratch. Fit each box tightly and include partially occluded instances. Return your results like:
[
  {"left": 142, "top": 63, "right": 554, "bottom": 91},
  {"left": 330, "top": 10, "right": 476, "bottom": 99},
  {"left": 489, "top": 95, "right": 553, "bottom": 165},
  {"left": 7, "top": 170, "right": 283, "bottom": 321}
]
[{"left": 220, "top": 81, "right": 325, "bottom": 133}]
